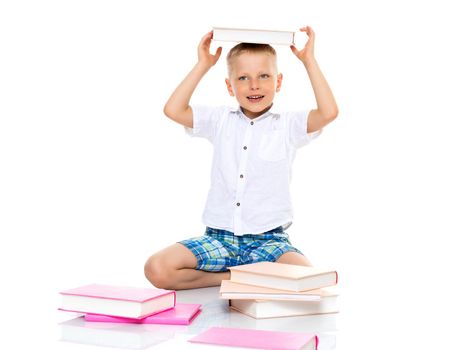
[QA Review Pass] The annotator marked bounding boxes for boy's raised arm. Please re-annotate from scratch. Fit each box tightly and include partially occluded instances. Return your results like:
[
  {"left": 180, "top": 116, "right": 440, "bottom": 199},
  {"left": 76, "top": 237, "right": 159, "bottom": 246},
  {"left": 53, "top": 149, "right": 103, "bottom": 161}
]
[
  {"left": 163, "top": 31, "right": 222, "bottom": 128},
  {"left": 290, "top": 26, "right": 339, "bottom": 133}
]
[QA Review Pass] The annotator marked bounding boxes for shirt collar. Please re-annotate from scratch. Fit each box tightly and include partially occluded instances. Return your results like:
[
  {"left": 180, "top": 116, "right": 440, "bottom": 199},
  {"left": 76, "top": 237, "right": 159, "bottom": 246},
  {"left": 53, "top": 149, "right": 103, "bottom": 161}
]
[{"left": 229, "top": 104, "right": 278, "bottom": 122}]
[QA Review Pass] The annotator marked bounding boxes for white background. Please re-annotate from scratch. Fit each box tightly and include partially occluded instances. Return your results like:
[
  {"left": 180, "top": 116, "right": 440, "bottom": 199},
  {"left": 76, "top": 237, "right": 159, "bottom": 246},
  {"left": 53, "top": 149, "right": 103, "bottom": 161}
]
[{"left": 1, "top": 0, "right": 466, "bottom": 349}]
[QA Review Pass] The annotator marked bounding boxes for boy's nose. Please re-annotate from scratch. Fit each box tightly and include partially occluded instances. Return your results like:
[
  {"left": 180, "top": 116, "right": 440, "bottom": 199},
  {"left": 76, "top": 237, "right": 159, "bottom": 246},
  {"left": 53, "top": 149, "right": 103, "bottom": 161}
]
[{"left": 249, "top": 79, "right": 259, "bottom": 90}]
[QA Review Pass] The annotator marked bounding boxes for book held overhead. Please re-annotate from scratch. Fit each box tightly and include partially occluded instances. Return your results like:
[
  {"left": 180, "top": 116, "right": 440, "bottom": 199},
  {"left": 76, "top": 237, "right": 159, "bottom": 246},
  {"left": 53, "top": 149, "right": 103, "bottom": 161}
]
[{"left": 213, "top": 27, "right": 295, "bottom": 45}]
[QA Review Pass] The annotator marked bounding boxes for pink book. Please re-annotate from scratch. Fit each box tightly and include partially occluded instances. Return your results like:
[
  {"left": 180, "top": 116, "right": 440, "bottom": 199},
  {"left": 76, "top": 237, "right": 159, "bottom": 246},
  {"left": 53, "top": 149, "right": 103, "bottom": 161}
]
[
  {"left": 189, "top": 327, "right": 318, "bottom": 350},
  {"left": 84, "top": 303, "right": 201, "bottom": 325},
  {"left": 59, "top": 284, "right": 176, "bottom": 319}
]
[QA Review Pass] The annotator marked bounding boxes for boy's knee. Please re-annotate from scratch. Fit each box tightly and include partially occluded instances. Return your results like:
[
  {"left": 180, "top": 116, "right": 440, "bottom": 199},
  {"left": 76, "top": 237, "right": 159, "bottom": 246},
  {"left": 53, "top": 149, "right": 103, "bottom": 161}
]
[
  {"left": 276, "top": 251, "right": 312, "bottom": 266},
  {"left": 144, "top": 256, "right": 173, "bottom": 290}
]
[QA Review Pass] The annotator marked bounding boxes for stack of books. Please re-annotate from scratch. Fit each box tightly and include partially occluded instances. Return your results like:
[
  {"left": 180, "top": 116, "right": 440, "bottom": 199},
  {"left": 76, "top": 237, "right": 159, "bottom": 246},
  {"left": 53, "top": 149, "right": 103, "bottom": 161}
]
[
  {"left": 59, "top": 284, "right": 201, "bottom": 325},
  {"left": 220, "top": 262, "right": 339, "bottom": 319}
]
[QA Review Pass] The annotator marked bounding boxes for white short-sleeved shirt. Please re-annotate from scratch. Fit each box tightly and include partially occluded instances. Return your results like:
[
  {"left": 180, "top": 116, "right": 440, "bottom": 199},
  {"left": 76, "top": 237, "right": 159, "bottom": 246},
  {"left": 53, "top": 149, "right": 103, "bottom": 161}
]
[{"left": 186, "top": 105, "right": 321, "bottom": 236}]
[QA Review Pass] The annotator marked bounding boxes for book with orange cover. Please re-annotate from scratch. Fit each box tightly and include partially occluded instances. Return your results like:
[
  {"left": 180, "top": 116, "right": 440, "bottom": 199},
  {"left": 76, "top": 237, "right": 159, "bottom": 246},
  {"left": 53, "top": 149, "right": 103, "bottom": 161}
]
[
  {"left": 220, "top": 280, "right": 334, "bottom": 301},
  {"left": 228, "top": 262, "right": 338, "bottom": 292}
]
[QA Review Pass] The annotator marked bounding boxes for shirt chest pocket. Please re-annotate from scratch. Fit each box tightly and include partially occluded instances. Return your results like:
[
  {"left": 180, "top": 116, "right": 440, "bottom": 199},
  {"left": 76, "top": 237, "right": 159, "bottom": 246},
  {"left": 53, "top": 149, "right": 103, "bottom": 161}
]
[{"left": 258, "top": 130, "right": 287, "bottom": 162}]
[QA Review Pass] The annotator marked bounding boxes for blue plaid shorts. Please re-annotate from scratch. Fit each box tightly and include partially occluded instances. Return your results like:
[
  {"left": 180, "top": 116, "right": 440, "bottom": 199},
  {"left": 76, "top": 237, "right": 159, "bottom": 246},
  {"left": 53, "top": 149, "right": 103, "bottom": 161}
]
[{"left": 178, "top": 226, "right": 302, "bottom": 272}]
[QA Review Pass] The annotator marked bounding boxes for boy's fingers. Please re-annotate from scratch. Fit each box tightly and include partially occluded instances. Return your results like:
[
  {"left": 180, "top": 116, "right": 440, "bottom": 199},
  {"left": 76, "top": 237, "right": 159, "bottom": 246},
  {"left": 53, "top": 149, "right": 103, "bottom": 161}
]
[
  {"left": 199, "top": 32, "right": 212, "bottom": 49},
  {"left": 201, "top": 31, "right": 213, "bottom": 43},
  {"left": 290, "top": 45, "right": 299, "bottom": 56},
  {"left": 299, "top": 26, "right": 313, "bottom": 36}
]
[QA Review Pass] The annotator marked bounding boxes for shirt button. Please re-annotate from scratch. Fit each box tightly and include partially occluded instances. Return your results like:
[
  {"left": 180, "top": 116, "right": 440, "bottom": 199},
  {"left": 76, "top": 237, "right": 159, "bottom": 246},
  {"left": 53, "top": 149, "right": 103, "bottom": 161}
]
[
  {"left": 236, "top": 202, "right": 240, "bottom": 206},
  {"left": 240, "top": 174, "right": 244, "bottom": 179},
  {"left": 243, "top": 146, "right": 247, "bottom": 150},
  {"left": 250, "top": 121, "right": 254, "bottom": 125}
]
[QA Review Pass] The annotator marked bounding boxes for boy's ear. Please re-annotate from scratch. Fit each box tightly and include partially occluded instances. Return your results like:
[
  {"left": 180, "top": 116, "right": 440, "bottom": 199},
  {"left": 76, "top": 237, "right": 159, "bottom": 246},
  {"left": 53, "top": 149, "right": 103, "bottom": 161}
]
[
  {"left": 276, "top": 73, "right": 283, "bottom": 92},
  {"left": 225, "top": 78, "right": 235, "bottom": 96}
]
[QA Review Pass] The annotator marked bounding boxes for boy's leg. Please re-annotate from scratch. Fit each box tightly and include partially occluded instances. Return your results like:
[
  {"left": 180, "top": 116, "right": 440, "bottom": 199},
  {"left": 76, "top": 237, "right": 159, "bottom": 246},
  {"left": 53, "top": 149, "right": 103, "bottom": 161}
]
[
  {"left": 244, "top": 227, "right": 312, "bottom": 267},
  {"left": 144, "top": 243, "right": 230, "bottom": 290},
  {"left": 276, "top": 251, "right": 312, "bottom": 266}
]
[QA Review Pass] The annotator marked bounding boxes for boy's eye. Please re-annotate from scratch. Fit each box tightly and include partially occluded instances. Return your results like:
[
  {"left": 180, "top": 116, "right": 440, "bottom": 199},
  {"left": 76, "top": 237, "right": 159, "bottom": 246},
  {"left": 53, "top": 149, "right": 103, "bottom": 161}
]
[
  {"left": 238, "top": 76, "right": 248, "bottom": 81},
  {"left": 259, "top": 74, "right": 270, "bottom": 79}
]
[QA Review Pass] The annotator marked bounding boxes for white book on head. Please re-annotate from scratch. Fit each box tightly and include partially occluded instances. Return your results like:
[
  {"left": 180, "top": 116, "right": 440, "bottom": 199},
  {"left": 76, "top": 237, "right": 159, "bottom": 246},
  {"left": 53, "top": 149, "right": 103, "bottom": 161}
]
[{"left": 213, "top": 27, "right": 295, "bottom": 45}]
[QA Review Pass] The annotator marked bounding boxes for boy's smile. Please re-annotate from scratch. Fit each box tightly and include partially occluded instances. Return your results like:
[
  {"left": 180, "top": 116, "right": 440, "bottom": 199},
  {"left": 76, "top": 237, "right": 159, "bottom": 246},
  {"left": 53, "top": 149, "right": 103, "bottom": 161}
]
[
  {"left": 246, "top": 94, "right": 265, "bottom": 103},
  {"left": 225, "top": 52, "right": 282, "bottom": 119}
]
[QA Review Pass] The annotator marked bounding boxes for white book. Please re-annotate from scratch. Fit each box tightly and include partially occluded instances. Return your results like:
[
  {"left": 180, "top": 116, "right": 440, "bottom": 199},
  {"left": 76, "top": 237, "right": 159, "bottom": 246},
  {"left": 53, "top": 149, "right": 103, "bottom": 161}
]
[
  {"left": 213, "top": 27, "right": 295, "bottom": 45},
  {"left": 230, "top": 295, "right": 339, "bottom": 319}
]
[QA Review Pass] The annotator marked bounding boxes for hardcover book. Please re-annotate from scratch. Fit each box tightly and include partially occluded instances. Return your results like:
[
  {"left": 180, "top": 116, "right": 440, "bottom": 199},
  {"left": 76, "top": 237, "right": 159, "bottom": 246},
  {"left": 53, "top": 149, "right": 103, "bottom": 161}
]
[
  {"left": 84, "top": 303, "right": 201, "bottom": 325},
  {"left": 229, "top": 292, "right": 338, "bottom": 319},
  {"left": 220, "top": 280, "right": 330, "bottom": 301},
  {"left": 59, "top": 284, "right": 176, "bottom": 319},
  {"left": 213, "top": 27, "right": 295, "bottom": 45},
  {"left": 189, "top": 326, "right": 318, "bottom": 350},
  {"left": 229, "top": 262, "right": 338, "bottom": 292}
]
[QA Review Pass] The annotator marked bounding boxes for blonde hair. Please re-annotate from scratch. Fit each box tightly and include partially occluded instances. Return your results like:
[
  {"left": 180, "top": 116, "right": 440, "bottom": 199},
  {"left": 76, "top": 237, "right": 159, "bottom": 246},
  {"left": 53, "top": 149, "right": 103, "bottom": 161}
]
[{"left": 226, "top": 43, "right": 277, "bottom": 76}]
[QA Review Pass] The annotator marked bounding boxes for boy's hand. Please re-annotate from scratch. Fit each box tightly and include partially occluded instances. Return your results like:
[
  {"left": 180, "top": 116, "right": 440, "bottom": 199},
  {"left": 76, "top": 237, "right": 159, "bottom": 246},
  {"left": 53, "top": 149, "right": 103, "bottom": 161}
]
[
  {"left": 198, "top": 31, "right": 222, "bottom": 68},
  {"left": 290, "top": 26, "right": 315, "bottom": 64}
]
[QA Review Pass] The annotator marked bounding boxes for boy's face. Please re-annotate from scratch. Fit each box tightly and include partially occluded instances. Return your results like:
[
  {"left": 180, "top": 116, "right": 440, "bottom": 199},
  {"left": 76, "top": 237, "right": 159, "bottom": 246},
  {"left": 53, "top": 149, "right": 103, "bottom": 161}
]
[{"left": 225, "top": 52, "right": 282, "bottom": 119}]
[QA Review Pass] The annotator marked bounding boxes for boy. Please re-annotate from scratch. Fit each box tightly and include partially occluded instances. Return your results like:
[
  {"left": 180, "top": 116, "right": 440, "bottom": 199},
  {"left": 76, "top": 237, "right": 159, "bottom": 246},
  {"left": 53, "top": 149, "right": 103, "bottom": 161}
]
[{"left": 145, "top": 26, "right": 338, "bottom": 290}]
